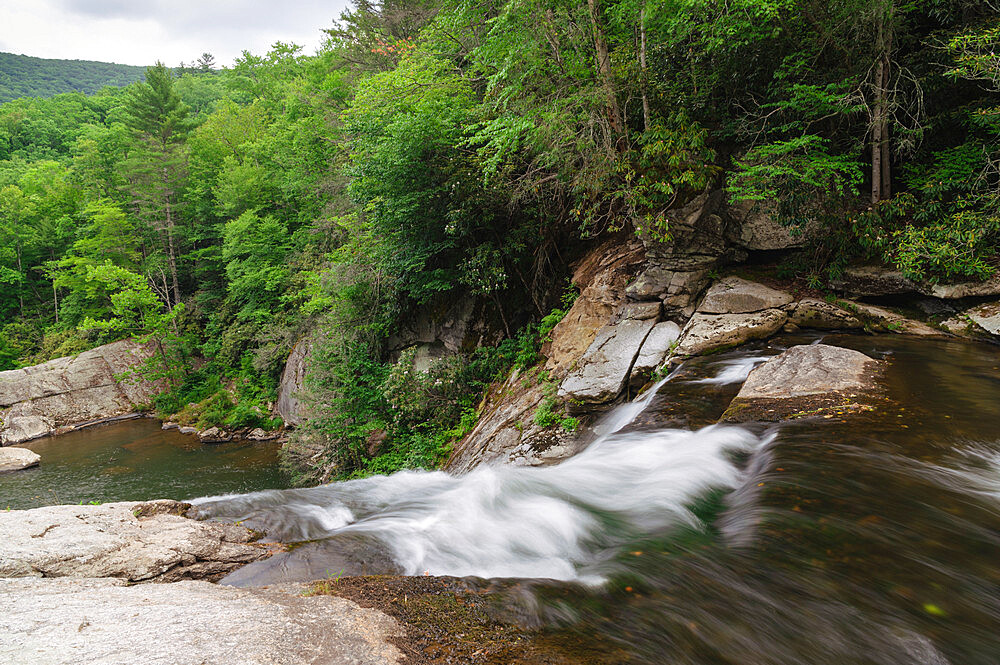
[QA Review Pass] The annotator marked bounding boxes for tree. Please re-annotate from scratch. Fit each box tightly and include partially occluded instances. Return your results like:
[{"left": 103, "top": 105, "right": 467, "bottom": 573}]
[
  {"left": 196, "top": 52, "right": 217, "bottom": 71},
  {"left": 123, "top": 63, "right": 191, "bottom": 308}
]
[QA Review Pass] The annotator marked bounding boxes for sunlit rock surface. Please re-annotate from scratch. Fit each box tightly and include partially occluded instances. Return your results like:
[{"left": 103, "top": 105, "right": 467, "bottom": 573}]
[
  {"left": 0, "top": 339, "right": 164, "bottom": 445},
  {"left": 0, "top": 500, "right": 265, "bottom": 582},
  {"left": 0, "top": 577, "right": 402, "bottom": 665}
]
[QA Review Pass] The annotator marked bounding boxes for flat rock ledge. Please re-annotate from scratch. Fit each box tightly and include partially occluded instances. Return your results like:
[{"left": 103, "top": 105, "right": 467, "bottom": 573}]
[
  {"left": 0, "top": 500, "right": 268, "bottom": 582},
  {"left": 0, "top": 577, "right": 402, "bottom": 665},
  {"left": 722, "top": 344, "right": 885, "bottom": 422},
  {"left": 0, "top": 447, "right": 40, "bottom": 473}
]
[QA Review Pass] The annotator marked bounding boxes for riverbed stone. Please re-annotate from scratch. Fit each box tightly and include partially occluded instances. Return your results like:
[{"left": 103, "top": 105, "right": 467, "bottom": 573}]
[
  {"left": 0, "top": 339, "right": 164, "bottom": 445},
  {"left": 0, "top": 447, "right": 40, "bottom": 473},
  {"left": 0, "top": 500, "right": 267, "bottom": 582},
  {"left": 559, "top": 316, "right": 658, "bottom": 408},
  {"left": 0, "top": 577, "right": 402, "bottom": 665},
  {"left": 722, "top": 344, "right": 883, "bottom": 422},
  {"left": 198, "top": 426, "right": 232, "bottom": 443},
  {"left": 698, "top": 277, "right": 795, "bottom": 314}
]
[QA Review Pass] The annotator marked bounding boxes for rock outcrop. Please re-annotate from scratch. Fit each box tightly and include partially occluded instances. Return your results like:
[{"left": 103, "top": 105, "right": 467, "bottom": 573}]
[
  {"left": 832, "top": 263, "right": 1000, "bottom": 300},
  {"left": 0, "top": 447, "right": 40, "bottom": 473},
  {"left": 276, "top": 336, "right": 311, "bottom": 427},
  {"left": 788, "top": 298, "right": 864, "bottom": 330},
  {"left": 629, "top": 320, "right": 682, "bottom": 388},
  {"left": 722, "top": 344, "right": 883, "bottom": 422},
  {"left": 0, "top": 577, "right": 402, "bottom": 665},
  {"left": 558, "top": 304, "right": 659, "bottom": 408},
  {"left": 726, "top": 201, "right": 820, "bottom": 251},
  {"left": 0, "top": 339, "right": 165, "bottom": 446},
  {"left": 673, "top": 277, "right": 793, "bottom": 356},
  {"left": 0, "top": 500, "right": 267, "bottom": 582}
]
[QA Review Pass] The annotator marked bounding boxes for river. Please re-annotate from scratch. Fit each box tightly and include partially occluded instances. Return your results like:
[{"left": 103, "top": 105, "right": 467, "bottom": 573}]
[
  {"left": 0, "top": 418, "right": 290, "bottom": 510},
  {"left": 191, "top": 333, "right": 1000, "bottom": 664}
]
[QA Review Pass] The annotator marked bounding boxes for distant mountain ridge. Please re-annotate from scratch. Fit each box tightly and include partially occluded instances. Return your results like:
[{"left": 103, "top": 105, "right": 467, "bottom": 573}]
[{"left": 0, "top": 52, "right": 146, "bottom": 103}]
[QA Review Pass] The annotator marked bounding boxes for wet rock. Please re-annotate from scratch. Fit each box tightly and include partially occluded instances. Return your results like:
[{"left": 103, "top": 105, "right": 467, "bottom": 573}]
[
  {"left": 276, "top": 336, "right": 311, "bottom": 427},
  {"left": 198, "top": 426, "right": 232, "bottom": 443},
  {"left": 629, "top": 321, "right": 682, "bottom": 388},
  {"left": 789, "top": 298, "right": 864, "bottom": 330},
  {"left": 0, "top": 500, "right": 266, "bottom": 582},
  {"left": 0, "top": 447, "right": 40, "bottom": 473},
  {"left": 559, "top": 316, "right": 658, "bottom": 408},
  {"left": 674, "top": 309, "right": 788, "bottom": 357},
  {"left": 178, "top": 425, "right": 198, "bottom": 435},
  {"left": 0, "top": 339, "right": 165, "bottom": 445},
  {"left": 697, "top": 277, "right": 794, "bottom": 314},
  {"left": 0, "top": 577, "right": 402, "bottom": 665},
  {"left": 722, "top": 344, "right": 883, "bottom": 422},
  {"left": 160, "top": 420, "right": 179, "bottom": 430}
]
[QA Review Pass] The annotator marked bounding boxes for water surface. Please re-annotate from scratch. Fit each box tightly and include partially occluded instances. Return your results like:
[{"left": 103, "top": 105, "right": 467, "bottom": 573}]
[{"left": 0, "top": 418, "right": 290, "bottom": 510}]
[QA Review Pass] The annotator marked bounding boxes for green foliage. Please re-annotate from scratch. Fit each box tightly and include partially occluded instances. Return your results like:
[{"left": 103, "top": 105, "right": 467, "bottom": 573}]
[{"left": 0, "top": 52, "right": 145, "bottom": 104}]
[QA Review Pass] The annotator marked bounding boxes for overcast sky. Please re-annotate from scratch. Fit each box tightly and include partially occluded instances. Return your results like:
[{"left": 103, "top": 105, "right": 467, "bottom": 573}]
[{"left": 0, "top": 0, "right": 353, "bottom": 67}]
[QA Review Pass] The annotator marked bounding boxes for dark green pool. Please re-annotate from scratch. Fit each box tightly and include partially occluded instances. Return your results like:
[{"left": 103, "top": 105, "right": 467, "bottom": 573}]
[{"left": 0, "top": 418, "right": 291, "bottom": 510}]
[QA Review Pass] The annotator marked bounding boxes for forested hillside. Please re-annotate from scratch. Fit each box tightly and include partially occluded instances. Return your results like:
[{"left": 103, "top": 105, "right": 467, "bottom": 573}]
[
  {"left": 0, "top": 0, "right": 997, "bottom": 482},
  {"left": 0, "top": 52, "right": 146, "bottom": 103}
]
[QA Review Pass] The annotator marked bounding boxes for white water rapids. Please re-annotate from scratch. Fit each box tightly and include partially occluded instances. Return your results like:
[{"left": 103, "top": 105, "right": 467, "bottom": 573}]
[{"left": 194, "top": 365, "right": 768, "bottom": 582}]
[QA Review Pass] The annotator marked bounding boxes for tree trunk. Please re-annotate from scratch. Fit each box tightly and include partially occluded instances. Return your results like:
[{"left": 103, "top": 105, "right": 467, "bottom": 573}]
[
  {"left": 871, "top": 57, "right": 884, "bottom": 205},
  {"left": 588, "top": 0, "right": 623, "bottom": 138},
  {"left": 871, "top": 3, "right": 893, "bottom": 204},
  {"left": 640, "top": 6, "right": 651, "bottom": 132}
]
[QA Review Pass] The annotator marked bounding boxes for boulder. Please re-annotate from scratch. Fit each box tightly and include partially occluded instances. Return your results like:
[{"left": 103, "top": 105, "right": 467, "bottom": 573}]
[
  {"left": 247, "top": 427, "right": 278, "bottom": 441},
  {"left": 276, "top": 336, "right": 311, "bottom": 427},
  {"left": 673, "top": 309, "right": 788, "bottom": 357},
  {"left": 559, "top": 316, "right": 659, "bottom": 408},
  {"left": 0, "top": 415, "right": 52, "bottom": 446},
  {"left": 0, "top": 577, "right": 402, "bottom": 665},
  {"left": 722, "top": 344, "right": 883, "bottom": 422},
  {"left": 0, "top": 500, "right": 267, "bottom": 582},
  {"left": 0, "top": 447, "right": 40, "bottom": 473},
  {"left": 198, "top": 426, "right": 232, "bottom": 443},
  {"left": 0, "top": 339, "right": 164, "bottom": 445},
  {"left": 789, "top": 299, "right": 864, "bottom": 330},
  {"left": 845, "top": 301, "right": 943, "bottom": 336},
  {"left": 697, "top": 277, "right": 795, "bottom": 314},
  {"left": 629, "top": 321, "right": 682, "bottom": 388}
]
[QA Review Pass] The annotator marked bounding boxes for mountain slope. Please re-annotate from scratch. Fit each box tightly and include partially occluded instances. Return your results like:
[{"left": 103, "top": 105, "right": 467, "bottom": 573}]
[{"left": 0, "top": 52, "right": 145, "bottom": 103}]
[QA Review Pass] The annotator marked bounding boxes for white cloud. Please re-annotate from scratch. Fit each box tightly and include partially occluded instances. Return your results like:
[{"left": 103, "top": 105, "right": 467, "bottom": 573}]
[{"left": 0, "top": 0, "right": 352, "bottom": 66}]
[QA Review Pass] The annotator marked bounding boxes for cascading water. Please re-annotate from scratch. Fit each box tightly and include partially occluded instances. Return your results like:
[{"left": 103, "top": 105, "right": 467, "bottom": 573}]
[
  {"left": 192, "top": 334, "right": 1000, "bottom": 664},
  {"left": 193, "top": 360, "right": 766, "bottom": 581}
]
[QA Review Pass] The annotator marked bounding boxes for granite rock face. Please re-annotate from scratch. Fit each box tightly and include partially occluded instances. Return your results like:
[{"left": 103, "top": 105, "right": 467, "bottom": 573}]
[
  {"left": 726, "top": 201, "right": 820, "bottom": 251},
  {"left": 629, "top": 321, "right": 682, "bottom": 388},
  {"left": 0, "top": 577, "right": 402, "bottom": 665},
  {"left": 276, "top": 336, "right": 311, "bottom": 427},
  {"left": 0, "top": 500, "right": 266, "bottom": 582},
  {"left": 0, "top": 447, "right": 40, "bottom": 473},
  {"left": 0, "top": 339, "right": 165, "bottom": 446}
]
